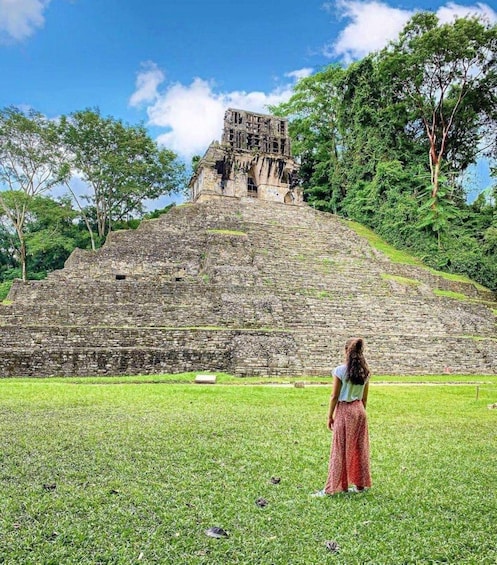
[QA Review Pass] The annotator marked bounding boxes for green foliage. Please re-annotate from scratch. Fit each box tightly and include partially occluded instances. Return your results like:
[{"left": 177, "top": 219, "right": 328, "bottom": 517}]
[
  {"left": 191, "top": 154, "right": 201, "bottom": 173},
  {"left": 381, "top": 12, "right": 497, "bottom": 169},
  {"left": 0, "top": 106, "right": 183, "bottom": 286},
  {"left": 0, "top": 279, "right": 12, "bottom": 300},
  {"left": 0, "top": 107, "right": 68, "bottom": 281},
  {"left": 59, "top": 109, "right": 187, "bottom": 240},
  {"left": 271, "top": 64, "right": 346, "bottom": 212},
  {"left": 272, "top": 13, "right": 497, "bottom": 290},
  {"left": 144, "top": 203, "right": 176, "bottom": 220}
]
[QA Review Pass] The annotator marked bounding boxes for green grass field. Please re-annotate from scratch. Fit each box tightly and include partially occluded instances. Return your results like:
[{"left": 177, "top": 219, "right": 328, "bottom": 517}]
[{"left": 0, "top": 376, "right": 496, "bottom": 564}]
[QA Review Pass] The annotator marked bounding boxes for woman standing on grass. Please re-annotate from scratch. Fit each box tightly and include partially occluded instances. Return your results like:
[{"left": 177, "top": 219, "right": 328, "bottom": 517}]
[{"left": 313, "top": 337, "right": 371, "bottom": 496}]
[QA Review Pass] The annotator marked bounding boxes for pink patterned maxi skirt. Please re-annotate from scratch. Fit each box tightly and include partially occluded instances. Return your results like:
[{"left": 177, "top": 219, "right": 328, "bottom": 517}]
[{"left": 324, "top": 400, "right": 371, "bottom": 494}]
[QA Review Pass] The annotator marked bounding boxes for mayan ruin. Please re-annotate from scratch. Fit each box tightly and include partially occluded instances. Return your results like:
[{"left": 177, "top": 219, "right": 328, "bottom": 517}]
[
  {"left": 0, "top": 110, "right": 496, "bottom": 378},
  {"left": 0, "top": 190, "right": 496, "bottom": 377},
  {"left": 189, "top": 108, "right": 303, "bottom": 205}
]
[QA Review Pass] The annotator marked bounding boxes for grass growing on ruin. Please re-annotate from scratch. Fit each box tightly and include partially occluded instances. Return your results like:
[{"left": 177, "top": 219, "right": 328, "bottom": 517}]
[
  {"left": 205, "top": 229, "right": 247, "bottom": 237},
  {"left": 345, "top": 220, "right": 425, "bottom": 267},
  {"left": 0, "top": 378, "right": 496, "bottom": 564},
  {"left": 0, "top": 280, "right": 13, "bottom": 301},
  {"left": 381, "top": 274, "right": 422, "bottom": 287},
  {"left": 428, "top": 269, "right": 490, "bottom": 292},
  {"left": 434, "top": 289, "right": 470, "bottom": 301},
  {"left": 346, "top": 220, "right": 492, "bottom": 292}
]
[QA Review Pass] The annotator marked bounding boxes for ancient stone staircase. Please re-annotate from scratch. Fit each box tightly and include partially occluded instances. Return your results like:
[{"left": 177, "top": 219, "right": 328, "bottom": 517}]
[{"left": 1, "top": 196, "right": 496, "bottom": 377}]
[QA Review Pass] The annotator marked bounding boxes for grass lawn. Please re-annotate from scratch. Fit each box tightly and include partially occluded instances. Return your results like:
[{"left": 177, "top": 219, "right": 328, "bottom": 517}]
[{"left": 0, "top": 376, "right": 496, "bottom": 564}]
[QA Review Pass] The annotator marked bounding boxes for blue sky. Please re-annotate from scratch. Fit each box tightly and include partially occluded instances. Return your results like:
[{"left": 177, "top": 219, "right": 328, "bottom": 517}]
[{"left": 1, "top": 0, "right": 496, "bottom": 199}]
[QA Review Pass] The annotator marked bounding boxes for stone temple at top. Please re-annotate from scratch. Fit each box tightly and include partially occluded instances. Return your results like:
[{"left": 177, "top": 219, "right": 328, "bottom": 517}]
[{"left": 189, "top": 108, "right": 304, "bottom": 205}]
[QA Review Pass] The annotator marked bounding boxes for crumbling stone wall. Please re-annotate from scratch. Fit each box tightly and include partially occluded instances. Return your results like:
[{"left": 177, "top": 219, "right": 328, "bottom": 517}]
[{"left": 190, "top": 109, "right": 303, "bottom": 205}]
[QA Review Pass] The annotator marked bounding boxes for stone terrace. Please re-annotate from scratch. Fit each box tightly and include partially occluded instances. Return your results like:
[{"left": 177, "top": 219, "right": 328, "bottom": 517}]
[{"left": 1, "top": 197, "right": 496, "bottom": 377}]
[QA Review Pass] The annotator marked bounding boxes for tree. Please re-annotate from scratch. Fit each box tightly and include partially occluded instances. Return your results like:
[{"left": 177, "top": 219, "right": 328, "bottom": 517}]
[
  {"left": 0, "top": 107, "right": 67, "bottom": 281},
  {"left": 60, "top": 109, "right": 186, "bottom": 246},
  {"left": 0, "top": 194, "right": 89, "bottom": 285},
  {"left": 271, "top": 15, "right": 497, "bottom": 289},
  {"left": 271, "top": 65, "right": 346, "bottom": 211},
  {"left": 24, "top": 195, "right": 88, "bottom": 276},
  {"left": 381, "top": 13, "right": 497, "bottom": 209}
]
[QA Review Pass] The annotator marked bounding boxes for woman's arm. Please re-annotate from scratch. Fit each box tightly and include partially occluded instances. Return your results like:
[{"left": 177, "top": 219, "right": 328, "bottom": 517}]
[
  {"left": 362, "top": 381, "right": 369, "bottom": 409},
  {"left": 327, "top": 376, "right": 342, "bottom": 430}
]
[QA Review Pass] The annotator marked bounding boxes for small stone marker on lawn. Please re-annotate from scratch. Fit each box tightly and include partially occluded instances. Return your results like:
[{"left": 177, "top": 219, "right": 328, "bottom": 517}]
[{"left": 195, "top": 374, "right": 217, "bottom": 384}]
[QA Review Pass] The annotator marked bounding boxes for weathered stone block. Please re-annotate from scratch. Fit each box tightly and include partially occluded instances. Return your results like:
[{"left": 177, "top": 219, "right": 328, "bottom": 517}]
[{"left": 195, "top": 374, "right": 217, "bottom": 384}]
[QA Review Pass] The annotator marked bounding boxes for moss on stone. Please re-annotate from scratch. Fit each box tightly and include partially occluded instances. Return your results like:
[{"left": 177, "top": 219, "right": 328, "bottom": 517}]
[
  {"left": 206, "top": 229, "right": 247, "bottom": 236},
  {"left": 434, "top": 289, "right": 469, "bottom": 301},
  {"left": 296, "top": 288, "right": 333, "bottom": 299},
  {"left": 382, "top": 274, "right": 421, "bottom": 286}
]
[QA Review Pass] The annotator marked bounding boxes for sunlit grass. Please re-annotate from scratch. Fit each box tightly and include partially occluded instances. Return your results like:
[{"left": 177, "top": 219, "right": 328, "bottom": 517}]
[
  {"left": 429, "top": 269, "right": 490, "bottom": 292},
  {"left": 434, "top": 289, "right": 470, "bottom": 301},
  {"left": 205, "top": 229, "right": 247, "bottom": 237},
  {"left": 346, "top": 220, "right": 492, "bottom": 292},
  {"left": 6, "top": 372, "right": 494, "bottom": 386},
  {"left": 0, "top": 377, "right": 495, "bottom": 563},
  {"left": 381, "top": 274, "right": 422, "bottom": 287},
  {"left": 345, "top": 220, "right": 424, "bottom": 266}
]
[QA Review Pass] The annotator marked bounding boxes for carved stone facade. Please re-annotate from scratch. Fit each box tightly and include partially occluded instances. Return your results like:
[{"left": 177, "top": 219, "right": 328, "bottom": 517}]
[{"left": 189, "top": 108, "right": 303, "bottom": 205}]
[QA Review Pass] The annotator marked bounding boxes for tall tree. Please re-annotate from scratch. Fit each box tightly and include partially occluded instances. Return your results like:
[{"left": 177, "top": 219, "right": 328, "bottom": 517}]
[
  {"left": 271, "top": 14, "right": 497, "bottom": 288},
  {"left": 0, "top": 107, "right": 67, "bottom": 281},
  {"left": 60, "top": 109, "right": 186, "bottom": 245},
  {"left": 381, "top": 13, "right": 497, "bottom": 208},
  {"left": 271, "top": 65, "right": 347, "bottom": 211}
]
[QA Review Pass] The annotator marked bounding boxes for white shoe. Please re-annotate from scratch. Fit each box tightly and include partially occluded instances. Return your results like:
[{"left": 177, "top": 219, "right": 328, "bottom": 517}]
[
  {"left": 348, "top": 486, "right": 368, "bottom": 493},
  {"left": 311, "top": 489, "right": 327, "bottom": 497}
]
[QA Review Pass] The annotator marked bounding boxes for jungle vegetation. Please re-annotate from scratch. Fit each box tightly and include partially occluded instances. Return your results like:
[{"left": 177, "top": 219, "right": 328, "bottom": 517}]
[{"left": 272, "top": 12, "right": 497, "bottom": 290}]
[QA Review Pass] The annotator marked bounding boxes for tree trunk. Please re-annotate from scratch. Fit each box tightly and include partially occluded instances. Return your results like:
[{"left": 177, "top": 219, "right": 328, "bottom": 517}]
[
  {"left": 19, "top": 235, "right": 27, "bottom": 282},
  {"left": 64, "top": 182, "right": 97, "bottom": 251},
  {"left": 431, "top": 159, "right": 440, "bottom": 201}
]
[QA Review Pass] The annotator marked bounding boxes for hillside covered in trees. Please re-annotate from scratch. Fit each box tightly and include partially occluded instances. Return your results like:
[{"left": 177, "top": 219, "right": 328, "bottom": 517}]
[{"left": 272, "top": 12, "right": 497, "bottom": 290}]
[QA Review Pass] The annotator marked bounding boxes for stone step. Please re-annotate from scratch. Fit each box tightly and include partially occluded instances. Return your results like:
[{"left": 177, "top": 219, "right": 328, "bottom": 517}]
[
  {"left": 0, "top": 330, "right": 495, "bottom": 376},
  {"left": 3, "top": 197, "right": 496, "bottom": 377}
]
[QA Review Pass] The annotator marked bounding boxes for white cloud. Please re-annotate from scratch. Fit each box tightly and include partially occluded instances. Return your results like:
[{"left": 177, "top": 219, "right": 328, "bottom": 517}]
[
  {"left": 285, "top": 67, "right": 314, "bottom": 80},
  {"left": 325, "top": 1, "right": 497, "bottom": 62},
  {"left": 324, "top": 0, "right": 414, "bottom": 61},
  {"left": 148, "top": 78, "right": 225, "bottom": 158},
  {"left": 131, "top": 70, "right": 302, "bottom": 159},
  {"left": 0, "top": 0, "right": 50, "bottom": 42},
  {"left": 437, "top": 2, "right": 497, "bottom": 24},
  {"left": 129, "top": 62, "right": 165, "bottom": 108}
]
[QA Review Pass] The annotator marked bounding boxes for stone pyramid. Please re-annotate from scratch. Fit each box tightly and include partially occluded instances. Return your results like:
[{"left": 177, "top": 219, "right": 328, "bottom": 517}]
[{"left": 1, "top": 197, "right": 496, "bottom": 377}]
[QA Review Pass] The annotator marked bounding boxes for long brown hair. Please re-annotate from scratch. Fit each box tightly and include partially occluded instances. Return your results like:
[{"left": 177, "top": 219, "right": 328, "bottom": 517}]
[{"left": 345, "top": 337, "right": 370, "bottom": 385}]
